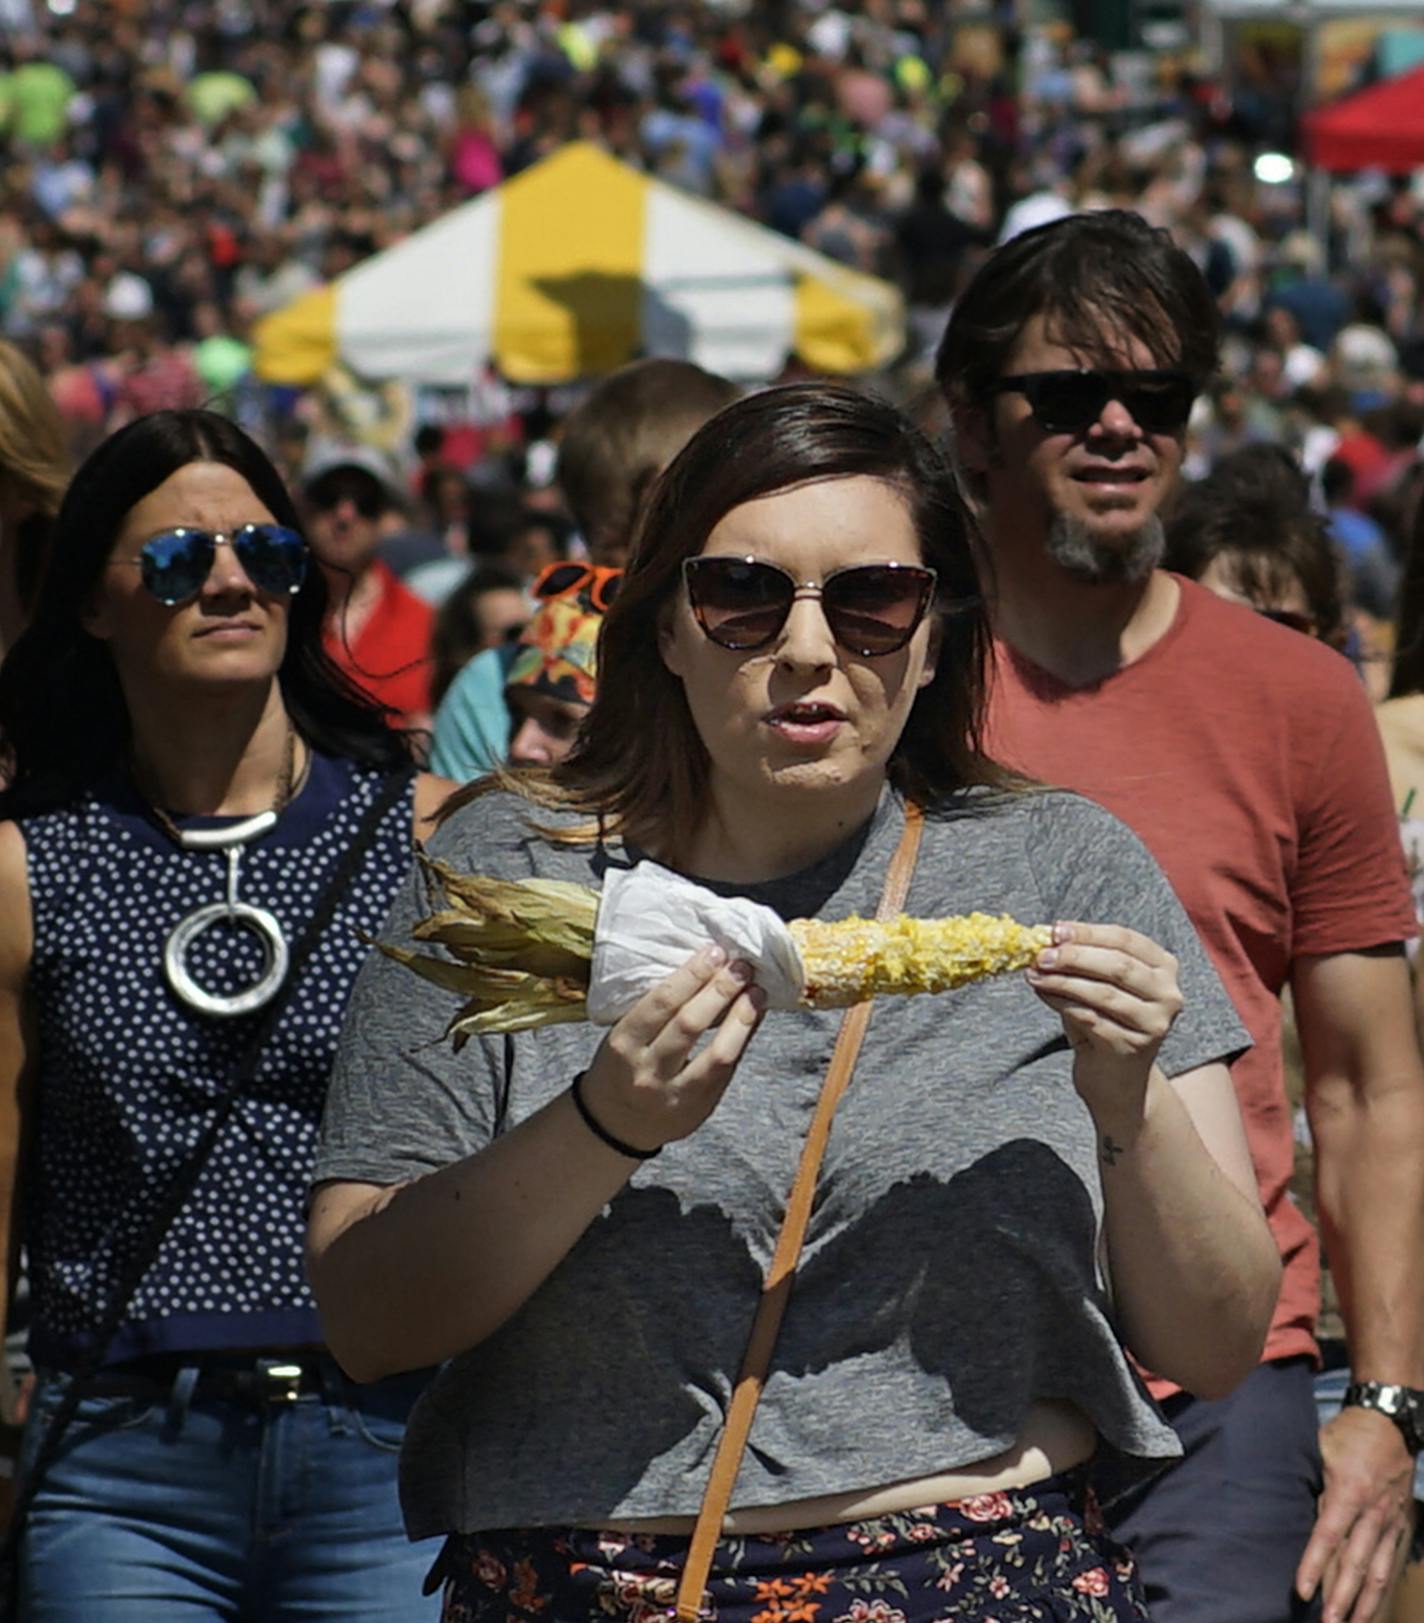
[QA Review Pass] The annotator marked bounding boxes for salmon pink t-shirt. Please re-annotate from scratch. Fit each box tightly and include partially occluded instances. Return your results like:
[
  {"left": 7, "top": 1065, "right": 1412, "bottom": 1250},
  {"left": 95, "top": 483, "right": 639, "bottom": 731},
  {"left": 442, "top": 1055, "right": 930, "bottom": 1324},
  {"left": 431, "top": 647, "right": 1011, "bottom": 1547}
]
[{"left": 984, "top": 574, "right": 1416, "bottom": 1389}]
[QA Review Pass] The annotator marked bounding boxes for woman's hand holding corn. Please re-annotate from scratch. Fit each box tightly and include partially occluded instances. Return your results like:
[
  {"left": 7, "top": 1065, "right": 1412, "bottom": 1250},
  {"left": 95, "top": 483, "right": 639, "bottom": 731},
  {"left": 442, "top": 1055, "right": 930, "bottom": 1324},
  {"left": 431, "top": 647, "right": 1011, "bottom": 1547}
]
[{"left": 1024, "top": 923, "right": 1184, "bottom": 1156}]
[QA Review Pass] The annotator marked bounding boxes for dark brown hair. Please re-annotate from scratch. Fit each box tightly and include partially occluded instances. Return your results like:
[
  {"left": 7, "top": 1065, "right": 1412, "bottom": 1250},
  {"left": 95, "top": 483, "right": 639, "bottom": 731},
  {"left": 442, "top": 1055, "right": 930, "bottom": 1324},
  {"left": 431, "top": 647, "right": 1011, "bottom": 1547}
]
[
  {"left": 453, "top": 382, "right": 1010, "bottom": 860},
  {"left": 1164, "top": 444, "right": 1345, "bottom": 648},
  {"left": 429, "top": 561, "right": 527, "bottom": 707},
  {"left": 935, "top": 209, "right": 1222, "bottom": 408}
]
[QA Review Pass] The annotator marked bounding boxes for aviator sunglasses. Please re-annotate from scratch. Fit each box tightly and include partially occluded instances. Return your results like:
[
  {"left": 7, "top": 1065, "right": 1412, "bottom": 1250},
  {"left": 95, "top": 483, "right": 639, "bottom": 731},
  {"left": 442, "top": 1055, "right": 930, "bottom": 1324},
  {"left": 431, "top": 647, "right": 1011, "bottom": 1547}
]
[
  {"left": 531, "top": 560, "right": 623, "bottom": 611},
  {"left": 683, "top": 556, "right": 938, "bottom": 658},
  {"left": 125, "top": 524, "right": 310, "bottom": 606},
  {"left": 989, "top": 369, "right": 1198, "bottom": 435}
]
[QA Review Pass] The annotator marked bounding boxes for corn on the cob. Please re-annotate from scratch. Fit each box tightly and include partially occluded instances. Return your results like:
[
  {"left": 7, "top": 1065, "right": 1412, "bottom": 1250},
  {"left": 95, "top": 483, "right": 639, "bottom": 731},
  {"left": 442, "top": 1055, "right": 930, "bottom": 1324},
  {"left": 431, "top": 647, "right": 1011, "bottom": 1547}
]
[
  {"left": 376, "top": 856, "right": 1050, "bottom": 1043},
  {"left": 790, "top": 913, "right": 1053, "bottom": 1009}
]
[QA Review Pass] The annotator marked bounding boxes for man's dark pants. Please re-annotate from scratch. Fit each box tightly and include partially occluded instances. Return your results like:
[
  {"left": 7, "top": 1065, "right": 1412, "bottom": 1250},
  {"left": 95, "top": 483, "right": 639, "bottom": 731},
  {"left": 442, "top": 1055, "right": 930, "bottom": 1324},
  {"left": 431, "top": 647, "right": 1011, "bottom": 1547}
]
[{"left": 1108, "top": 1358, "right": 1324, "bottom": 1623}]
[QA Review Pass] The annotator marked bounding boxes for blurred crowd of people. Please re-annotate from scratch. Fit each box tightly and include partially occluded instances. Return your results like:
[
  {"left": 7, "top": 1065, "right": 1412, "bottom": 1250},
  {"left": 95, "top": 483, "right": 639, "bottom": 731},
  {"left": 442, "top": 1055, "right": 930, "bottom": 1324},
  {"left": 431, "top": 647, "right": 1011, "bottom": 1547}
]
[
  {"left": 2, "top": 0, "right": 1420, "bottom": 719},
  {"left": 1, "top": 0, "right": 1421, "bottom": 587}
]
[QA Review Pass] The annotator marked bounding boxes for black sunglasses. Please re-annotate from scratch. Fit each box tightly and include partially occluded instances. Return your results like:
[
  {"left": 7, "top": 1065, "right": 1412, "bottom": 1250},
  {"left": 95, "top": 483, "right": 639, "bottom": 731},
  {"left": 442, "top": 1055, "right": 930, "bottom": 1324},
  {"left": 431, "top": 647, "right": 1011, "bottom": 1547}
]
[
  {"left": 306, "top": 475, "right": 385, "bottom": 519},
  {"left": 129, "top": 524, "right": 309, "bottom": 606},
  {"left": 683, "top": 556, "right": 938, "bottom": 657},
  {"left": 989, "top": 369, "right": 1198, "bottom": 435}
]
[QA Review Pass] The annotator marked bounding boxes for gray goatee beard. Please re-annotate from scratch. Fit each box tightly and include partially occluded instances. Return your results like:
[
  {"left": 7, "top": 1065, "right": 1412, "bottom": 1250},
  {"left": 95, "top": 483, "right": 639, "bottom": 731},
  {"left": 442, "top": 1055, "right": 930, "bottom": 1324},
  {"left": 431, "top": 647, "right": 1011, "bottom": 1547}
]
[{"left": 1045, "top": 512, "right": 1166, "bottom": 586}]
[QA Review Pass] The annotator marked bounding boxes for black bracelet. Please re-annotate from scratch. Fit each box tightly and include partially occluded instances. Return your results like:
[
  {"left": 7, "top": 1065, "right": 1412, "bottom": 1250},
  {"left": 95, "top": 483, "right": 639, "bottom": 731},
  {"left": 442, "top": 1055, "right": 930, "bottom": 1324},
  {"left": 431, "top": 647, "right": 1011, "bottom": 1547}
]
[{"left": 569, "top": 1071, "right": 660, "bottom": 1160}]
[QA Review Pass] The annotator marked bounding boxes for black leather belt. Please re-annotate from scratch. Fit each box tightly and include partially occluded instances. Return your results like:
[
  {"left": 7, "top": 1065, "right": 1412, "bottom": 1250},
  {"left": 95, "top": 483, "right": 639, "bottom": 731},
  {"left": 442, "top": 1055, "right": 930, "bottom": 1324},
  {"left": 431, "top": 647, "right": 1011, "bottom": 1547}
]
[{"left": 87, "top": 1353, "right": 331, "bottom": 1406}]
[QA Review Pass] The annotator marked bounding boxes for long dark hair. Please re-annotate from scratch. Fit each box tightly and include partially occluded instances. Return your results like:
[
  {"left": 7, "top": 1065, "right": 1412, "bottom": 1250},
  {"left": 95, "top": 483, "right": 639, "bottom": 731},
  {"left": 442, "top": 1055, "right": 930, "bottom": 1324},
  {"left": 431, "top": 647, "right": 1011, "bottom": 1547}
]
[
  {"left": 0, "top": 410, "right": 411, "bottom": 817},
  {"left": 454, "top": 382, "right": 1013, "bottom": 858}
]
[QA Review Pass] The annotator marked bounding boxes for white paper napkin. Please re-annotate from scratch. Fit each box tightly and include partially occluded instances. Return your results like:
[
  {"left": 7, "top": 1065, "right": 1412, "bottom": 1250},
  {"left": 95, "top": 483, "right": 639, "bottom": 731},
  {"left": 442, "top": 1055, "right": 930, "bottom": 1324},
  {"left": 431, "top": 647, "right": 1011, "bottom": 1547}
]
[{"left": 587, "top": 861, "right": 805, "bottom": 1025}]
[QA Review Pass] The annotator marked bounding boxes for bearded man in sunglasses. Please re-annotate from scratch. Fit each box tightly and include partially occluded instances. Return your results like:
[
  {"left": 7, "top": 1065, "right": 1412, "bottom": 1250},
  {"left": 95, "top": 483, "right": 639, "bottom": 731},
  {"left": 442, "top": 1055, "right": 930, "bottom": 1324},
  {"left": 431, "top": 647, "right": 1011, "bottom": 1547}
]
[{"left": 937, "top": 209, "right": 1424, "bottom": 1623}]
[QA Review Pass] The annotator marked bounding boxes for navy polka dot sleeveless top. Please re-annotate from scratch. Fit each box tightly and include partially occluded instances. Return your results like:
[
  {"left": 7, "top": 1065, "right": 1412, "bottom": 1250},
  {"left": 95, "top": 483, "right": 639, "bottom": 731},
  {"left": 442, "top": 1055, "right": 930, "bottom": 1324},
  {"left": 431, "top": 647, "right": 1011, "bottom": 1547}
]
[{"left": 19, "top": 752, "right": 415, "bottom": 1370}]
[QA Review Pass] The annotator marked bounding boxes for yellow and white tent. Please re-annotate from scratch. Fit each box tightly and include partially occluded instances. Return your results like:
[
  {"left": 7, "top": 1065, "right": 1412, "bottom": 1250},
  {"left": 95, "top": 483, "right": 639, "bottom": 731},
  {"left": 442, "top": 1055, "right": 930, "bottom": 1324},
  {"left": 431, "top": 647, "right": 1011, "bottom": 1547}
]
[{"left": 253, "top": 142, "right": 905, "bottom": 387}]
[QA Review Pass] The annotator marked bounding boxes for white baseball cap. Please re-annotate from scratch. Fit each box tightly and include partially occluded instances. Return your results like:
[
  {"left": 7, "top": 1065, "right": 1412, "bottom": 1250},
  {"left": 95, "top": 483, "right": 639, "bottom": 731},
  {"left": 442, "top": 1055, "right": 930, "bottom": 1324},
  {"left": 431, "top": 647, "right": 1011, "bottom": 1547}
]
[{"left": 301, "top": 439, "right": 402, "bottom": 506}]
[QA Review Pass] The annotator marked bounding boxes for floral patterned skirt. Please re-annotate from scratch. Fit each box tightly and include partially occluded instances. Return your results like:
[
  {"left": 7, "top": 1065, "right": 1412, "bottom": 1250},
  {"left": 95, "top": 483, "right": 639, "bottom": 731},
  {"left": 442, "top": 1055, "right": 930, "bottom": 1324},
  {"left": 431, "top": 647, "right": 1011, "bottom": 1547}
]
[{"left": 432, "top": 1466, "right": 1149, "bottom": 1622}]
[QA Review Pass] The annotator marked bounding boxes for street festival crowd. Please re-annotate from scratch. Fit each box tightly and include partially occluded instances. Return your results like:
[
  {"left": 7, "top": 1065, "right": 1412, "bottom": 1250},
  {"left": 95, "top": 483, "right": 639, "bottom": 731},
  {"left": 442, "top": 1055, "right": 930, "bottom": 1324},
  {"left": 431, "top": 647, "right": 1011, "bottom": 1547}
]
[{"left": 2, "top": 1, "right": 1424, "bottom": 1621}]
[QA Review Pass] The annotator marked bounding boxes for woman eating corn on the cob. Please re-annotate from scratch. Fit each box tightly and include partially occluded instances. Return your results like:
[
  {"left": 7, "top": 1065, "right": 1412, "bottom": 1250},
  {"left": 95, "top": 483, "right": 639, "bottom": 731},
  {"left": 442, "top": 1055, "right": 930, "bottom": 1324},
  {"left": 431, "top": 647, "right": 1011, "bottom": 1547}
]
[{"left": 308, "top": 384, "right": 1280, "bottom": 1623}]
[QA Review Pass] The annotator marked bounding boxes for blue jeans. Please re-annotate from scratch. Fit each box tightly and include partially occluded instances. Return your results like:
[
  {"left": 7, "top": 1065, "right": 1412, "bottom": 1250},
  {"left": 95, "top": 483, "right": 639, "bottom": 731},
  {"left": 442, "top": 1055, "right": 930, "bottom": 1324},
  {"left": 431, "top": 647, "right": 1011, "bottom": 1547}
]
[{"left": 17, "top": 1359, "right": 439, "bottom": 1621}]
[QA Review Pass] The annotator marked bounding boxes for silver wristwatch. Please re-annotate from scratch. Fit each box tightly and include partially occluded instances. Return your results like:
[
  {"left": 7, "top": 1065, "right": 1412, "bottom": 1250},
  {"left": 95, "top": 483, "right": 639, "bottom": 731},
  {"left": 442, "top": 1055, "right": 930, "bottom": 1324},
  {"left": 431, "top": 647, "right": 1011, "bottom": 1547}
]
[{"left": 1342, "top": 1381, "right": 1424, "bottom": 1455}]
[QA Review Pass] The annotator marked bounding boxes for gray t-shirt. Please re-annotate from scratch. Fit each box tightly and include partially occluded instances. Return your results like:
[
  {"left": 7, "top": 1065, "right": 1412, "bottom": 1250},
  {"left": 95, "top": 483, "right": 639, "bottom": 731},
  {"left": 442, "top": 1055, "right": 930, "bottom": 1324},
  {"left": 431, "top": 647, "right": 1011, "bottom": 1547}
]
[{"left": 316, "top": 785, "right": 1248, "bottom": 1538}]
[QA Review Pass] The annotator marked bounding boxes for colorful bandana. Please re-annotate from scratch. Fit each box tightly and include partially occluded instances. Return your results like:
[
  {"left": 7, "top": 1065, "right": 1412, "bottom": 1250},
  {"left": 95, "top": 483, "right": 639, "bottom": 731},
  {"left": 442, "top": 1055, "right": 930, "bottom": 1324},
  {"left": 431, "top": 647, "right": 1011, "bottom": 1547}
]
[{"left": 505, "top": 591, "right": 603, "bottom": 706}]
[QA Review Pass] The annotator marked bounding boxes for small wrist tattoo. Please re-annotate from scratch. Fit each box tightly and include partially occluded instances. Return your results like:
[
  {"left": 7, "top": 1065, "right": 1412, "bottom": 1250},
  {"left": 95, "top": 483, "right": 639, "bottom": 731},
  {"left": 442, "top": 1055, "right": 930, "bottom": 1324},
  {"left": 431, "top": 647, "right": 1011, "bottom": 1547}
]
[{"left": 1101, "top": 1135, "right": 1127, "bottom": 1167}]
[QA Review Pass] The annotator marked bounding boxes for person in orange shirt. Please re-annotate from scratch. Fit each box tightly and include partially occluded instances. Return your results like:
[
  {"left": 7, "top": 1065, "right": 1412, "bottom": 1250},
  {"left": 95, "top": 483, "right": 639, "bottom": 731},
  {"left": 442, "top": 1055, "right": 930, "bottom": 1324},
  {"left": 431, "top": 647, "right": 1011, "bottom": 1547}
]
[{"left": 303, "top": 444, "right": 435, "bottom": 731}]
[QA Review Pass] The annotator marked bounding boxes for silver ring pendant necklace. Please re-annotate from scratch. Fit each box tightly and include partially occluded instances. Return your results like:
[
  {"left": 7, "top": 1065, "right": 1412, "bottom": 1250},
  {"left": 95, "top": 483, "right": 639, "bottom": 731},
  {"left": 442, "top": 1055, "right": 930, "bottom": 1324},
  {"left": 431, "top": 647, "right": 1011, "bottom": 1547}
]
[
  {"left": 141, "top": 727, "right": 297, "bottom": 1019},
  {"left": 161, "top": 813, "right": 290, "bottom": 1018}
]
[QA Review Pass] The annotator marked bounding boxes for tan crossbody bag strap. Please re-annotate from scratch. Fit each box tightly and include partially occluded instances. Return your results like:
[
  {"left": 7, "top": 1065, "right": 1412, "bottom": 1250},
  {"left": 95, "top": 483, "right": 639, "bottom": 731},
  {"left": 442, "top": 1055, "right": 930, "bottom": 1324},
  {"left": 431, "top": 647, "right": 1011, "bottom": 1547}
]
[{"left": 673, "top": 801, "right": 925, "bottom": 1623}]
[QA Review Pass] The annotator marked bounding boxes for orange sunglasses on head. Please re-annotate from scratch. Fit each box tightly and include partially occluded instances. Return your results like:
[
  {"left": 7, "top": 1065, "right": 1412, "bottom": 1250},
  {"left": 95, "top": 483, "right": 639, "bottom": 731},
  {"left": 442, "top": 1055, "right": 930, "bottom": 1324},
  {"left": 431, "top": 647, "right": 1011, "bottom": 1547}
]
[{"left": 531, "top": 561, "right": 623, "bottom": 612}]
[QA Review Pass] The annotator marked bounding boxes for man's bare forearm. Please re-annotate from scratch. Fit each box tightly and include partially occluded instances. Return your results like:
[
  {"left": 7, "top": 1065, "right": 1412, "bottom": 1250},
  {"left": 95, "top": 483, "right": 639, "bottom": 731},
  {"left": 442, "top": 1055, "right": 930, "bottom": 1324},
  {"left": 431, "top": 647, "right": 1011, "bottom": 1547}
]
[{"left": 1312, "top": 1075, "right": 1424, "bottom": 1385}]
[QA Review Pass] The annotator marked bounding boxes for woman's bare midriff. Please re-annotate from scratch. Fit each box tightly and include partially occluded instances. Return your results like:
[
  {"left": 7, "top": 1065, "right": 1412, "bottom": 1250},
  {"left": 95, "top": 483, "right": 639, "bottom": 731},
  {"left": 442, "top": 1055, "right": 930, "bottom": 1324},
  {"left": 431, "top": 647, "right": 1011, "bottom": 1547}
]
[{"left": 581, "top": 1399, "right": 1097, "bottom": 1536}]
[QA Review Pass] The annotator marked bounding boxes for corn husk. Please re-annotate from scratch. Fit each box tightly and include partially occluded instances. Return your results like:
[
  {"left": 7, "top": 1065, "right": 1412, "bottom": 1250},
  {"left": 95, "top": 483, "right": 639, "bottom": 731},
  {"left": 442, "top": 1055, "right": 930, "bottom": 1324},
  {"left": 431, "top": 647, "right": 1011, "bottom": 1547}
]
[{"left": 372, "top": 854, "right": 597, "bottom": 1046}]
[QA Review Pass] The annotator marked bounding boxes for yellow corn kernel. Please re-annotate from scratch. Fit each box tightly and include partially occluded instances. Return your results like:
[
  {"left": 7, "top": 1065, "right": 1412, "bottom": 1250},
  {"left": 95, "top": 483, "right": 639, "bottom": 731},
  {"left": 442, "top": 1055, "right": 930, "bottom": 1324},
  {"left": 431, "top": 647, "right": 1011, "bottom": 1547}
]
[{"left": 789, "top": 912, "right": 1053, "bottom": 1009}]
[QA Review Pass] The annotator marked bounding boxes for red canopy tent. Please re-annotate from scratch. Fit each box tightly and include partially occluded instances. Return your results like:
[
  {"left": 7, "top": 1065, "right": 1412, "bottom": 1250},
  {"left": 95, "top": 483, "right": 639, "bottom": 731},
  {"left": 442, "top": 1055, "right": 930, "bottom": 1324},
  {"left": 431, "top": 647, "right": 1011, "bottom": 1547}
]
[{"left": 1302, "top": 64, "right": 1424, "bottom": 172}]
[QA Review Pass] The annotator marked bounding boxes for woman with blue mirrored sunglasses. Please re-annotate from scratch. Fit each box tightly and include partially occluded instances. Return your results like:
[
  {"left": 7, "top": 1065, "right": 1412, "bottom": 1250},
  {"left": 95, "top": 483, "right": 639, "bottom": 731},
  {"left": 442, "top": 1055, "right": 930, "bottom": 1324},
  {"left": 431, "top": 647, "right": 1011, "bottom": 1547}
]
[
  {"left": 0, "top": 410, "right": 454, "bottom": 1622},
  {"left": 126, "top": 522, "right": 309, "bottom": 606}
]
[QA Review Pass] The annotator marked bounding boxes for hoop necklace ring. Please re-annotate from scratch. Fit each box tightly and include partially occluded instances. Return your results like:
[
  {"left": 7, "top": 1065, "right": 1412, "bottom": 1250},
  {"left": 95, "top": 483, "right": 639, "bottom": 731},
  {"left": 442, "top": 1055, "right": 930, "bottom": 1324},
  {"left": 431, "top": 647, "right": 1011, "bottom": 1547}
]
[{"left": 139, "top": 724, "right": 299, "bottom": 1019}]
